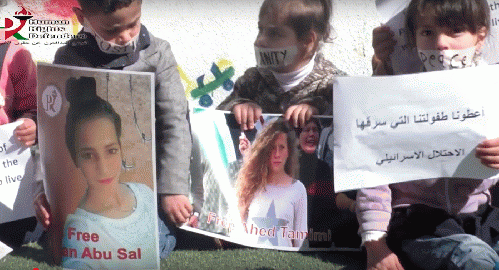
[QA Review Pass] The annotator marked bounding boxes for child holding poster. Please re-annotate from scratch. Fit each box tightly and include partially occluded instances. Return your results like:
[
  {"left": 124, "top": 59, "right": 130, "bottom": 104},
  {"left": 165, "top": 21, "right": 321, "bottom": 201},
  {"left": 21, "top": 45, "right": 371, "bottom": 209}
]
[
  {"left": 0, "top": 39, "right": 37, "bottom": 249},
  {"left": 236, "top": 118, "right": 307, "bottom": 248},
  {"left": 217, "top": 0, "right": 346, "bottom": 129},
  {"left": 33, "top": 0, "right": 192, "bottom": 259},
  {"left": 359, "top": 0, "right": 499, "bottom": 269},
  {"left": 61, "top": 77, "right": 156, "bottom": 269}
]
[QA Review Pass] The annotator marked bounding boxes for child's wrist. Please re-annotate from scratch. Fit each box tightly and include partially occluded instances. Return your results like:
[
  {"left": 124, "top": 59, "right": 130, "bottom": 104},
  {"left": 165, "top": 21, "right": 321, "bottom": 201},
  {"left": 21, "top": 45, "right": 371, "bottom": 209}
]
[
  {"left": 372, "top": 55, "right": 393, "bottom": 75},
  {"left": 361, "top": 231, "right": 387, "bottom": 246}
]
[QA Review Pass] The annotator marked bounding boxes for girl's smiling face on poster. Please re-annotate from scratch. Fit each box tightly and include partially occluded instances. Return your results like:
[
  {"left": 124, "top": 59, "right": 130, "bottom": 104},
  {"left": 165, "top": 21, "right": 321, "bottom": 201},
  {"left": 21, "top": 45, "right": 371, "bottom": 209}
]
[
  {"left": 76, "top": 117, "right": 122, "bottom": 189},
  {"left": 269, "top": 133, "right": 289, "bottom": 175}
]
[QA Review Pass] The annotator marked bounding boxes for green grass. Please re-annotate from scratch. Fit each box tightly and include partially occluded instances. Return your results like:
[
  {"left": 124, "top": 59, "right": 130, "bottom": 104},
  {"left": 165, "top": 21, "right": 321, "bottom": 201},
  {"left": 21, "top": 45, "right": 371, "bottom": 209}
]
[
  {"left": 0, "top": 243, "right": 364, "bottom": 269},
  {"left": 0, "top": 243, "right": 56, "bottom": 269},
  {"left": 163, "top": 249, "right": 364, "bottom": 270}
]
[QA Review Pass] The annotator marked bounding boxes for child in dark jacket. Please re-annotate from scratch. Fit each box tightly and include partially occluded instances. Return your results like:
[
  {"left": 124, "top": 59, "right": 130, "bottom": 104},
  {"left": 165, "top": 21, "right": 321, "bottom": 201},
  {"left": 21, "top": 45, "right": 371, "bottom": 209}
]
[{"left": 33, "top": 0, "right": 192, "bottom": 259}]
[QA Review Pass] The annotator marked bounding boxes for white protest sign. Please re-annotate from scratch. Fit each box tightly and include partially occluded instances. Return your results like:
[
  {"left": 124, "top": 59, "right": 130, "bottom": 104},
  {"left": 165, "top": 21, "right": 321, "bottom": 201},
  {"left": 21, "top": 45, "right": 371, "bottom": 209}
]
[
  {"left": 484, "top": 0, "right": 499, "bottom": 64},
  {"left": 333, "top": 65, "right": 499, "bottom": 192},
  {"left": 376, "top": 0, "right": 411, "bottom": 22},
  {"left": 0, "top": 121, "right": 35, "bottom": 223},
  {"left": 0, "top": 240, "right": 12, "bottom": 260}
]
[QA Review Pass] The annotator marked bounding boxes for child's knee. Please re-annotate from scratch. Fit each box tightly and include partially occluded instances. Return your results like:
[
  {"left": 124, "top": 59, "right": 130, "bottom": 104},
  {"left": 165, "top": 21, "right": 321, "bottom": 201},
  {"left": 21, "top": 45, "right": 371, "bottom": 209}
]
[
  {"left": 449, "top": 234, "right": 498, "bottom": 270},
  {"left": 157, "top": 216, "right": 176, "bottom": 258}
]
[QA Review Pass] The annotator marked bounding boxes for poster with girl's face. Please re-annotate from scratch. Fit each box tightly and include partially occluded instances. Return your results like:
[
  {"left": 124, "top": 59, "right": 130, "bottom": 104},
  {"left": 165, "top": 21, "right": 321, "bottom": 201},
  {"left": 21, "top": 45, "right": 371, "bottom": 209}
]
[
  {"left": 186, "top": 109, "right": 361, "bottom": 251},
  {"left": 37, "top": 63, "right": 159, "bottom": 269}
]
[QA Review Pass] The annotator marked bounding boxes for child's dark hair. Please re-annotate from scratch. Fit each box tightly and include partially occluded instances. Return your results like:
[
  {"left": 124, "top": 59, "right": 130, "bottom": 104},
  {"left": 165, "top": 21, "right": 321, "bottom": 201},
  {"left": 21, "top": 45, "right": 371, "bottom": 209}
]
[
  {"left": 65, "top": 76, "right": 122, "bottom": 164},
  {"left": 77, "top": 0, "right": 141, "bottom": 14},
  {"left": 260, "top": 0, "right": 333, "bottom": 42},
  {"left": 406, "top": 0, "right": 490, "bottom": 41}
]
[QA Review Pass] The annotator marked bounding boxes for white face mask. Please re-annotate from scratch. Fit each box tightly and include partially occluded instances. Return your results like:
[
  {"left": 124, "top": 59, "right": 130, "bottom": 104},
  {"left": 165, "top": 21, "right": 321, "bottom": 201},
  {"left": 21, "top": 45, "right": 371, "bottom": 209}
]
[
  {"left": 83, "top": 19, "right": 139, "bottom": 55},
  {"left": 254, "top": 45, "right": 299, "bottom": 70},
  {"left": 418, "top": 47, "right": 477, "bottom": 72}
]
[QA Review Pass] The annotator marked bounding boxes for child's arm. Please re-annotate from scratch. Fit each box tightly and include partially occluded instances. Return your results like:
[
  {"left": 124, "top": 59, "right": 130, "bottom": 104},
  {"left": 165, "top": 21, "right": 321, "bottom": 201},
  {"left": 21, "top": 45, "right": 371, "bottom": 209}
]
[
  {"left": 475, "top": 138, "right": 499, "bottom": 169},
  {"left": 217, "top": 68, "right": 263, "bottom": 130},
  {"left": 372, "top": 25, "right": 396, "bottom": 76},
  {"left": 365, "top": 238, "right": 404, "bottom": 270},
  {"left": 357, "top": 185, "right": 404, "bottom": 269},
  {"left": 335, "top": 192, "right": 356, "bottom": 212},
  {"left": 153, "top": 39, "right": 193, "bottom": 225},
  {"left": 33, "top": 155, "right": 51, "bottom": 229},
  {"left": 34, "top": 192, "right": 51, "bottom": 229}
]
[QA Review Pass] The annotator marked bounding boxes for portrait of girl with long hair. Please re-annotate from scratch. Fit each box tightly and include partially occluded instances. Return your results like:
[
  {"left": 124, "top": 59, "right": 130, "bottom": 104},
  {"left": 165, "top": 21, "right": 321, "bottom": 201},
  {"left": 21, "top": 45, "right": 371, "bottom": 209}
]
[
  {"left": 61, "top": 76, "right": 157, "bottom": 269},
  {"left": 236, "top": 118, "right": 307, "bottom": 247}
]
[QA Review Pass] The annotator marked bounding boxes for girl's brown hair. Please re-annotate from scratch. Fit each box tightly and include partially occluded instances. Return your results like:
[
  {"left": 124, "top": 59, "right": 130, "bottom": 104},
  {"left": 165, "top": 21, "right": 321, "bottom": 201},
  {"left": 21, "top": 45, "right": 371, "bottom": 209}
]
[{"left": 236, "top": 118, "right": 299, "bottom": 221}]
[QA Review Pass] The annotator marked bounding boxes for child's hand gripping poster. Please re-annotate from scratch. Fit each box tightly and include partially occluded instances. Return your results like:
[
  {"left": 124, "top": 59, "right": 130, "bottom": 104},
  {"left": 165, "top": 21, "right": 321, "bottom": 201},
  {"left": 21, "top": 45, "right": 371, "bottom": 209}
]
[
  {"left": 333, "top": 65, "right": 499, "bottom": 192},
  {"left": 184, "top": 109, "right": 361, "bottom": 251},
  {"left": 37, "top": 63, "right": 159, "bottom": 269}
]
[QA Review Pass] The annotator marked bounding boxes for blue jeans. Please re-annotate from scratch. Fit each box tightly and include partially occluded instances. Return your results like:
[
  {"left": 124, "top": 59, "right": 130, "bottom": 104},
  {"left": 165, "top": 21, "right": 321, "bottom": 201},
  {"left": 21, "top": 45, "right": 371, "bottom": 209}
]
[
  {"left": 387, "top": 204, "right": 499, "bottom": 270},
  {"left": 400, "top": 234, "right": 499, "bottom": 270},
  {"left": 157, "top": 197, "right": 176, "bottom": 259}
]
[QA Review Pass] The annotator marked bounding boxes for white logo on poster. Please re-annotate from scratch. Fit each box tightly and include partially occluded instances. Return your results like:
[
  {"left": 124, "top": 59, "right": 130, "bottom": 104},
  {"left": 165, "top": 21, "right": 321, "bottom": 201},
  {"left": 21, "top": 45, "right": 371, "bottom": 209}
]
[{"left": 42, "top": 85, "right": 62, "bottom": 117}]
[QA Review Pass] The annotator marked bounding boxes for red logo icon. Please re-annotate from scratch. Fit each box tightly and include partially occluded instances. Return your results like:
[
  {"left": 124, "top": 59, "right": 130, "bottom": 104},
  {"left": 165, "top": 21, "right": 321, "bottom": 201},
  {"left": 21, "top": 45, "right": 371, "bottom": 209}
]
[{"left": 1, "top": 6, "right": 32, "bottom": 40}]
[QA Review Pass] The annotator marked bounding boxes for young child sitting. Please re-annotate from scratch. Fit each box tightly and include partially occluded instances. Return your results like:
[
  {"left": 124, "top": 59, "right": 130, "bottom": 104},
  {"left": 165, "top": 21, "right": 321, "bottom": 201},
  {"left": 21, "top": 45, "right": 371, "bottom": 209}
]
[
  {"left": 33, "top": 0, "right": 192, "bottom": 259},
  {"left": 359, "top": 0, "right": 499, "bottom": 269},
  {"left": 217, "top": 0, "right": 346, "bottom": 129}
]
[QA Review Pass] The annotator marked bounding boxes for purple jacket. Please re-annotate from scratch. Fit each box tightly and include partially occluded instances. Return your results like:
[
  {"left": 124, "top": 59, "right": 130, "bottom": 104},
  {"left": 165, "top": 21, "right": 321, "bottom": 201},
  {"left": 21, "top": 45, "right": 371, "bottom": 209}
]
[{"left": 358, "top": 60, "right": 498, "bottom": 238}]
